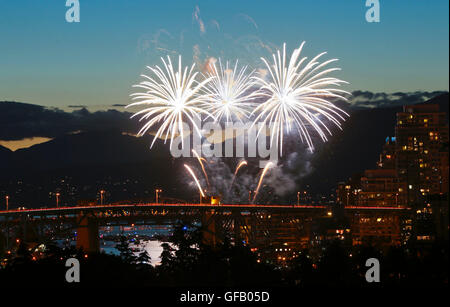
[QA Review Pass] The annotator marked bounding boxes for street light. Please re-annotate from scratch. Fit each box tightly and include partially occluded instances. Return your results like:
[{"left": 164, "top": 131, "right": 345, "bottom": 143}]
[
  {"left": 297, "top": 192, "right": 300, "bottom": 206},
  {"left": 197, "top": 189, "right": 206, "bottom": 204},
  {"left": 100, "top": 190, "right": 105, "bottom": 205},
  {"left": 155, "top": 189, "right": 162, "bottom": 204},
  {"left": 55, "top": 192, "right": 60, "bottom": 208},
  {"left": 5, "top": 195, "right": 9, "bottom": 211}
]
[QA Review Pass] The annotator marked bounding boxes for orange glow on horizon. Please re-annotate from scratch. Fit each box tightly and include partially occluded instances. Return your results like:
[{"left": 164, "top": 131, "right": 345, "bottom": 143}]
[{"left": 0, "top": 137, "right": 52, "bottom": 151}]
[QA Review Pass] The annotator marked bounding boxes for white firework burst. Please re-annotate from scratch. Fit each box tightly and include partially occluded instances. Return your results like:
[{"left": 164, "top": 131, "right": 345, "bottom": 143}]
[
  {"left": 127, "top": 55, "right": 213, "bottom": 148},
  {"left": 203, "top": 59, "right": 259, "bottom": 122},
  {"left": 252, "top": 42, "right": 350, "bottom": 154}
]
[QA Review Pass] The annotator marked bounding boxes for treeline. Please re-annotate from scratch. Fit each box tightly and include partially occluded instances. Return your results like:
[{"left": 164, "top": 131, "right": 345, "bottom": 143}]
[{"left": 0, "top": 224, "right": 448, "bottom": 287}]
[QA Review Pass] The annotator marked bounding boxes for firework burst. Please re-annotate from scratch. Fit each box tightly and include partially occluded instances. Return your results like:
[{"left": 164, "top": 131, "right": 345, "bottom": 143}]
[
  {"left": 203, "top": 59, "right": 259, "bottom": 122},
  {"left": 127, "top": 55, "right": 214, "bottom": 148},
  {"left": 252, "top": 42, "right": 350, "bottom": 155}
]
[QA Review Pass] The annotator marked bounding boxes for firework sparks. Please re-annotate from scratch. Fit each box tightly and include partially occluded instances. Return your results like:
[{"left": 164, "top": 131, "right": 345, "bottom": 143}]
[
  {"left": 203, "top": 59, "right": 258, "bottom": 122},
  {"left": 252, "top": 42, "right": 349, "bottom": 155},
  {"left": 252, "top": 161, "right": 273, "bottom": 203},
  {"left": 229, "top": 160, "right": 248, "bottom": 192},
  {"left": 192, "top": 149, "right": 210, "bottom": 188},
  {"left": 184, "top": 164, "right": 206, "bottom": 198},
  {"left": 234, "top": 160, "right": 248, "bottom": 177},
  {"left": 127, "top": 55, "right": 214, "bottom": 148}
]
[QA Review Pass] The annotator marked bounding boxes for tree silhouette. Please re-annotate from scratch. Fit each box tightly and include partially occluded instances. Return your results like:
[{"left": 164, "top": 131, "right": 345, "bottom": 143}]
[
  {"left": 116, "top": 235, "right": 136, "bottom": 264},
  {"left": 137, "top": 248, "right": 151, "bottom": 265}
]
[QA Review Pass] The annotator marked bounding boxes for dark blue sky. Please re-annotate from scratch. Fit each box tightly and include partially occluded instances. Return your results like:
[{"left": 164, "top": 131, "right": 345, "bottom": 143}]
[{"left": 0, "top": 0, "right": 448, "bottom": 109}]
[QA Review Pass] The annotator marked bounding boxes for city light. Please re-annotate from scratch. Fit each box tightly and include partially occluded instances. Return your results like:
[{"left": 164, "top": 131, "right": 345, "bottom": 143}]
[
  {"left": 55, "top": 192, "right": 60, "bottom": 208},
  {"left": 100, "top": 190, "right": 106, "bottom": 205},
  {"left": 155, "top": 189, "right": 163, "bottom": 204}
]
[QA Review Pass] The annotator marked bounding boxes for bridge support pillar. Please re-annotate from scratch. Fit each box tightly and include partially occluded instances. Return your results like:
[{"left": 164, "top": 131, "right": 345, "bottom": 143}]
[
  {"left": 0, "top": 232, "right": 6, "bottom": 255},
  {"left": 201, "top": 210, "right": 216, "bottom": 247},
  {"left": 232, "top": 210, "right": 242, "bottom": 245},
  {"left": 76, "top": 215, "right": 99, "bottom": 253}
]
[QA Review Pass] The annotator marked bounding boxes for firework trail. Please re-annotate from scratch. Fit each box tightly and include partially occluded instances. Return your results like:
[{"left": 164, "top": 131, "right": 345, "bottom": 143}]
[
  {"left": 184, "top": 164, "right": 206, "bottom": 198},
  {"left": 234, "top": 160, "right": 248, "bottom": 177},
  {"left": 252, "top": 42, "right": 349, "bottom": 155},
  {"left": 127, "top": 55, "right": 214, "bottom": 148},
  {"left": 203, "top": 59, "right": 259, "bottom": 122},
  {"left": 229, "top": 160, "right": 247, "bottom": 192},
  {"left": 252, "top": 161, "right": 273, "bottom": 203},
  {"left": 192, "top": 149, "right": 210, "bottom": 188}
]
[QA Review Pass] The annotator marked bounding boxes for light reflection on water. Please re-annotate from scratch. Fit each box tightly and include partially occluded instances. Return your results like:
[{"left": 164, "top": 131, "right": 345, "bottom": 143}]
[
  {"left": 99, "top": 225, "right": 174, "bottom": 266},
  {"left": 101, "top": 240, "right": 166, "bottom": 266}
]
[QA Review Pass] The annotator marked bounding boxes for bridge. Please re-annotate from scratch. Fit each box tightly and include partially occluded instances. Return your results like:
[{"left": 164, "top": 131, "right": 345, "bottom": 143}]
[
  {"left": 0, "top": 203, "right": 411, "bottom": 258},
  {"left": 0, "top": 202, "right": 329, "bottom": 216}
]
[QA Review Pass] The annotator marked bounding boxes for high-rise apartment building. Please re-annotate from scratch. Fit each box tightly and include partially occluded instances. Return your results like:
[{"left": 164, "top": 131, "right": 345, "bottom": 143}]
[{"left": 395, "top": 104, "right": 449, "bottom": 203}]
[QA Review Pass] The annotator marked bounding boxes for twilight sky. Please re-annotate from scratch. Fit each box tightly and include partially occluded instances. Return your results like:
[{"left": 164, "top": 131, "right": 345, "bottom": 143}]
[{"left": 0, "top": 0, "right": 448, "bottom": 109}]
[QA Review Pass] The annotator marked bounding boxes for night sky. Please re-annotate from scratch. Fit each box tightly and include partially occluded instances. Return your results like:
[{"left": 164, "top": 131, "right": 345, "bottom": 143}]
[{"left": 0, "top": 0, "right": 448, "bottom": 110}]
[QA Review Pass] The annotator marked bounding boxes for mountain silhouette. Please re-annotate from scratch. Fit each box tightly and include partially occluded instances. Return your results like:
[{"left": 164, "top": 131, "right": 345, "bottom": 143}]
[
  {"left": 0, "top": 145, "right": 12, "bottom": 168},
  {"left": 0, "top": 93, "right": 448, "bottom": 204}
]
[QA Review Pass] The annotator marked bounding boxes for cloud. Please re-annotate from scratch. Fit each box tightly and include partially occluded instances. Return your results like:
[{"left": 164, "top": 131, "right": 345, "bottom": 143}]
[
  {"left": 0, "top": 91, "right": 446, "bottom": 141},
  {"left": 0, "top": 101, "right": 137, "bottom": 141},
  {"left": 347, "top": 90, "right": 447, "bottom": 109}
]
